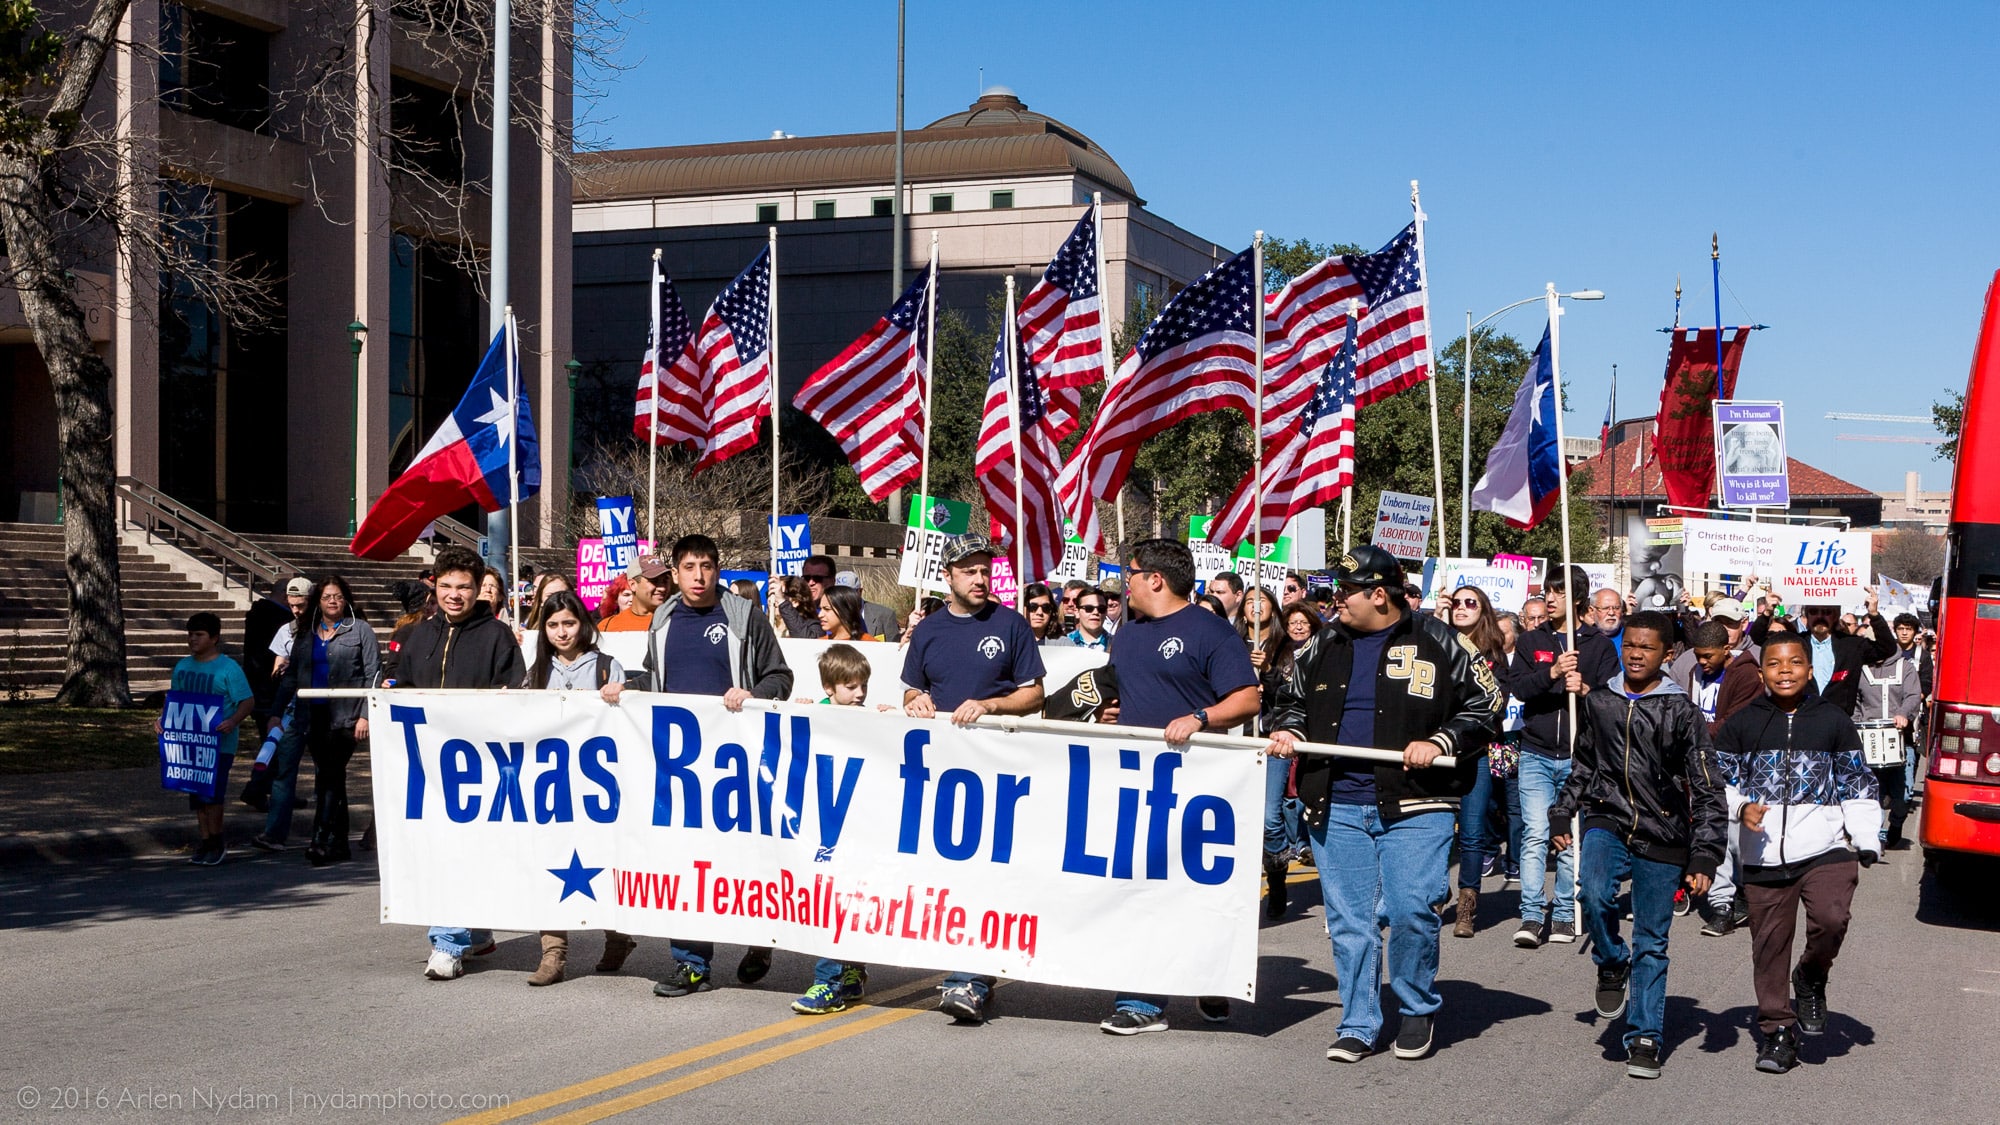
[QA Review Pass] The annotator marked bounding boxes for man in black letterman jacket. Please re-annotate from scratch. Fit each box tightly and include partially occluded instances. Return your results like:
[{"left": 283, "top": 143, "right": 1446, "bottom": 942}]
[{"left": 1266, "top": 545, "right": 1500, "bottom": 1064}]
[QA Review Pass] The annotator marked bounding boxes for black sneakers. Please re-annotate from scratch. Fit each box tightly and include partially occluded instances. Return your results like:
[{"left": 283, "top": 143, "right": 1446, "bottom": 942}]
[
  {"left": 737, "top": 947, "right": 773, "bottom": 984},
  {"left": 1699, "top": 904, "right": 1737, "bottom": 937},
  {"left": 1513, "top": 918, "right": 1550, "bottom": 948},
  {"left": 1547, "top": 918, "right": 1580, "bottom": 944},
  {"left": 1625, "top": 1036, "right": 1663, "bottom": 1079},
  {"left": 1595, "top": 962, "right": 1630, "bottom": 1020},
  {"left": 939, "top": 984, "right": 989, "bottom": 1024},
  {"left": 1099, "top": 1007, "right": 1166, "bottom": 1035},
  {"left": 651, "top": 961, "right": 714, "bottom": 998},
  {"left": 1392, "top": 1015, "right": 1433, "bottom": 1060},
  {"left": 1755, "top": 1026, "right": 1799, "bottom": 1073},
  {"left": 1793, "top": 968, "right": 1829, "bottom": 1036},
  {"left": 1325, "top": 1036, "right": 1371, "bottom": 1063},
  {"left": 1196, "top": 996, "right": 1231, "bottom": 1023}
]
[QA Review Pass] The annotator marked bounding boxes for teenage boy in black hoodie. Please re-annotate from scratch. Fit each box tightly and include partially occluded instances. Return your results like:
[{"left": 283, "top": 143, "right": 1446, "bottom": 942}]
[
  {"left": 1551, "top": 612, "right": 1727, "bottom": 1080},
  {"left": 1503, "top": 565, "right": 1621, "bottom": 947},
  {"left": 1713, "top": 630, "right": 1881, "bottom": 1075}
]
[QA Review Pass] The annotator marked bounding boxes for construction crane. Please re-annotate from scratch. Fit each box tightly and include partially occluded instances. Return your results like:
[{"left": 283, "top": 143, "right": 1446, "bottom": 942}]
[
  {"left": 1823, "top": 412, "right": 1931, "bottom": 423},
  {"left": 1835, "top": 433, "right": 1945, "bottom": 444}
]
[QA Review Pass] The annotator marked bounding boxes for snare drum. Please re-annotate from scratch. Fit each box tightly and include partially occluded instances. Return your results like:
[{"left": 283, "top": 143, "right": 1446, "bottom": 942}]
[{"left": 1857, "top": 720, "right": 1904, "bottom": 767}]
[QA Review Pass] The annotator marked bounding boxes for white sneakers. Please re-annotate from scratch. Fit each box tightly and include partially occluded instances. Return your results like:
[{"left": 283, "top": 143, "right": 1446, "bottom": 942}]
[{"left": 424, "top": 950, "right": 464, "bottom": 981}]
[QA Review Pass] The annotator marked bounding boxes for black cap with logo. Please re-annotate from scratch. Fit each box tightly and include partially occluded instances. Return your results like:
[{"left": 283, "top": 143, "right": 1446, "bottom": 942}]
[{"left": 1332, "top": 544, "right": 1406, "bottom": 590}]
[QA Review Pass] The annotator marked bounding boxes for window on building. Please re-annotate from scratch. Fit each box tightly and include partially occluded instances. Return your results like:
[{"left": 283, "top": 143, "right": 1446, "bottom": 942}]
[
  {"left": 389, "top": 78, "right": 465, "bottom": 184},
  {"left": 990, "top": 190, "right": 1014, "bottom": 210},
  {"left": 813, "top": 200, "right": 836, "bottom": 220},
  {"left": 930, "top": 194, "right": 954, "bottom": 213},
  {"left": 387, "top": 233, "right": 482, "bottom": 492},
  {"left": 871, "top": 197, "right": 893, "bottom": 217},
  {"left": 158, "top": 3, "right": 271, "bottom": 133},
  {"left": 1134, "top": 281, "right": 1155, "bottom": 310},
  {"left": 756, "top": 203, "right": 780, "bottom": 224}
]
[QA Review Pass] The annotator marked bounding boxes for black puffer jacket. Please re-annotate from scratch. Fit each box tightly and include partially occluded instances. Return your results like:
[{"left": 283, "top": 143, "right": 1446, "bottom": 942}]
[
  {"left": 1268, "top": 609, "right": 1501, "bottom": 827},
  {"left": 1548, "top": 676, "right": 1728, "bottom": 877},
  {"left": 394, "top": 603, "right": 525, "bottom": 690}
]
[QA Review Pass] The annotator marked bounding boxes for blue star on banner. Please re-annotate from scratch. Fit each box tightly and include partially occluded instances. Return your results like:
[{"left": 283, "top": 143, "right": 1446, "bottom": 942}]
[{"left": 547, "top": 850, "right": 604, "bottom": 902}]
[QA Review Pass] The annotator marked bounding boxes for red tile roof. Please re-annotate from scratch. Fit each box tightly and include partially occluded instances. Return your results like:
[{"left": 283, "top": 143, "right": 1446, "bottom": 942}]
[{"left": 1576, "top": 425, "right": 1876, "bottom": 502}]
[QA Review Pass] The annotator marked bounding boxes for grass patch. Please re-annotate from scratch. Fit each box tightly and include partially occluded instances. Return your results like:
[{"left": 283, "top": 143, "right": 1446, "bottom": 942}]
[{"left": 0, "top": 704, "right": 163, "bottom": 774}]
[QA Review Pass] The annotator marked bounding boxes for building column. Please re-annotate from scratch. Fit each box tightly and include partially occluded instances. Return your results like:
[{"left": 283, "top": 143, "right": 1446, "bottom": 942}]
[{"left": 113, "top": 0, "right": 161, "bottom": 489}]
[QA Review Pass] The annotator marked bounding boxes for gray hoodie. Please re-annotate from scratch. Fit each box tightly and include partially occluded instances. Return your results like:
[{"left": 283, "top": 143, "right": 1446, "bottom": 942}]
[{"left": 640, "top": 590, "right": 793, "bottom": 699}]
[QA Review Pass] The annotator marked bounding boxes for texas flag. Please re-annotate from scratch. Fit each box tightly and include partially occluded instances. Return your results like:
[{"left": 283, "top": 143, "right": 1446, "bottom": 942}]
[
  {"left": 350, "top": 317, "right": 540, "bottom": 560},
  {"left": 1470, "top": 325, "right": 1564, "bottom": 529}
]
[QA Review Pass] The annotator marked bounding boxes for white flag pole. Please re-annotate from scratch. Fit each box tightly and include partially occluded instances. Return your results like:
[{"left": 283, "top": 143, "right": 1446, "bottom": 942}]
[
  {"left": 1005, "top": 275, "right": 1026, "bottom": 593},
  {"left": 647, "top": 248, "right": 662, "bottom": 542},
  {"left": 1342, "top": 297, "right": 1360, "bottom": 553},
  {"left": 917, "top": 234, "right": 939, "bottom": 524},
  {"left": 505, "top": 306, "right": 521, "bottom": 624},
  {"left": 1251, "top": 230, "right": 1266, "bottom": 642},
  {"left": 1411, "top": 181, "right": 1446, "bottom": 560},
  {"left": 1093, "top": 193, "right": 1123, "bottom": 553},
  {"left": 1547, "top": 279, "right": 1583, "bottom": 929},
  {"left": 767, "top": 227, "right": 780, "bottom": 587}
]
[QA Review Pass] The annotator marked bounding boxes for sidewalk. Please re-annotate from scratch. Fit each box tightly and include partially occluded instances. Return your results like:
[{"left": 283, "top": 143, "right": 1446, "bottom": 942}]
[{"left": 0, "top": 751, "right": 374, "bottom": 865}]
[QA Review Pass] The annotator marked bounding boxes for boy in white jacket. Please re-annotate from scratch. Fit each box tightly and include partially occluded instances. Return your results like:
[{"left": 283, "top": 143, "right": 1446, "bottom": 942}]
[{"left": 1712, "top": 631, "right": 1881, "bottom": 1075}]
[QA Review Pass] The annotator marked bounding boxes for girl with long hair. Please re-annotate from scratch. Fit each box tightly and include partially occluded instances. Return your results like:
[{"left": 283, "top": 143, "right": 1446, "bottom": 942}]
[
  {"left": 1446, "top": 584, "right": 1506, "bottom": 936},
  {"left": 1020, "top": 583, "right": 1060, "bottom": 641},
  {"left": 597, "top": 575, "right": 632, "bottom": 624},
  {"left": 817, "top": 585, "right": 876, "bottom": 642},
  {"left": 1241, "top": 585, "right": 1305, "bottom": 918}
]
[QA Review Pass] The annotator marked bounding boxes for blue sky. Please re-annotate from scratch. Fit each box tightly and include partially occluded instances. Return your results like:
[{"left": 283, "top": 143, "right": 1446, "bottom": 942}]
[{"left": 582, "top": 2, "right": 1999, "bottom": 493}]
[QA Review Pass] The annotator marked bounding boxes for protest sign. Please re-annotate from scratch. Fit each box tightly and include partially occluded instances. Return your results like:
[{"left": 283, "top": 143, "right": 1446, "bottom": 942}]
[
  {"left": 159, "top": 691, "right": 231, "bottom": 802},
  {"left": 576, "top": 538, "right": 656, "bottom": 612},
  {"left": 369, "top": 690, "right": 1261, "bottom": 996},
  {"left": 769, "top": 515, "right": 812, "bottom": 577},
  {"left": 1580, "top": 563, "right": 1617, "bottom": 597},
  {"left": 1714, "top": 401, "right": 1790, "bottom": 508},
  {"left": 989, "top": 557, "right": 1020, "bottom": 609},
  {"left": 1683, "top": 519, "right": 1872, "bottom": 607},
  {"left": 1441, "top": 566, "right": 1531, "bottom": 613},
  {"left": 1049, "top": 540, "right": 1095, "bottom": 584},
  {"left": 720, "top": 570, "right": 770, "bottom": 605},
  {"left": 898, "top": 495, "right": 972, "bottom": 593},
  {"left": 597, "top": 497, "right": 639, "bottom": 574},
  {"left": 1188, "top": 515, "right": 1297, "bottom": 589},
  {"left": 1420, "top": 557, "right": 1486, "bottom": 605},
  {"left": 1491, "top": 554, "right": 1534, "bottom": 574},
  {"left": 1371, "top": 491, "right": 1435, "bottom": 561}
]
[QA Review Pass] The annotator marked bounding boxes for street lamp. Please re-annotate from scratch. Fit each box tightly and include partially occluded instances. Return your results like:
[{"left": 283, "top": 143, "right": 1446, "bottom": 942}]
[
  {"left": 565, "top": 356, "right": 582, "bottom": 501},
  {"left": 347, "top": 319, "right": 368, "bottom": 537},
  {"left": 1460, "top": 290, "right": 1604, "bottom": 555}
]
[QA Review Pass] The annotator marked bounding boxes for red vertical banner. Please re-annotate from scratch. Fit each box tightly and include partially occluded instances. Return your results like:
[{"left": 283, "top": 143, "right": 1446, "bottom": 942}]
[{"left": 1651, "top": 328, "right": 1750, "bottom": 509}]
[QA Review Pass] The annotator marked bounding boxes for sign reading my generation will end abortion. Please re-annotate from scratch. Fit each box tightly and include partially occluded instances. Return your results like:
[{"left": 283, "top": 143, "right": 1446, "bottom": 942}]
[{"left": 159, "top": 690, "right": 231, "bottom": 802}]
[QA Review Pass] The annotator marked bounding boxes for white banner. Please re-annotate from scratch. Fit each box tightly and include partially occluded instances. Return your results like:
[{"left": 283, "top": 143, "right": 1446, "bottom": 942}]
[
  {"left": 370, "top": 692, "right": 1263, "bottom": 997},
  {"left": 1682, "top": 519, "right": 1873, "bottom": 609},
  {"left": 1440, "top": 566, "right": 1530, "bottom": 613}
]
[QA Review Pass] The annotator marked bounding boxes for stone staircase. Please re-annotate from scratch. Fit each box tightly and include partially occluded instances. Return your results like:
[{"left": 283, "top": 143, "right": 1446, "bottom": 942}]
[
  {"left": 255, "top": 534, "right": 571, "bottom": 632},
  {"left": 0, "top": 523, "right": 245, "bottom": 695}
]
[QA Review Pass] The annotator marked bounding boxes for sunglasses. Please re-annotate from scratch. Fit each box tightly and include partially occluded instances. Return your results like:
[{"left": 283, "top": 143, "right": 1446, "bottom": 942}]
[
  {"left": 803, "top": 573, "right": 832, "bottom": 584},
  {"left": 1077, "top": 602, "right": 1103, "bottom": 613},
  {"left": 1026, "top": 601, "right": 1054, "bottom": 612},
  {"left": 1451, "top": 597, "right": 1482, "bottom": 609}
]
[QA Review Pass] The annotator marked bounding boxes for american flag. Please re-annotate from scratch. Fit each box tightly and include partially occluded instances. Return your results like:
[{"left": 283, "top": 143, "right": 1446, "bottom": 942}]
[
  {"left": 1259, "top": 223, "right": 1431, "bottom": 437},
  {"left": 1056, "top": 248, "right": 1260, "bottom": 553},
  {"left": 1018, "top": 205, "right": 1107, "bottom": 413},
  {"left": 1209, "top": 312, "right": 1358, "bottom": 551},
  {"left": 794, "top": 263, "right": 931, "bottom": 501},
  {"left": 662, "top": 248, "right": 773, "bottom": 472},
  {"left": 976, "top": 325, "right": 1068, "bottom": 583},
  {"left": 631, "top": 259, "right": 697, "bottom": 446}
]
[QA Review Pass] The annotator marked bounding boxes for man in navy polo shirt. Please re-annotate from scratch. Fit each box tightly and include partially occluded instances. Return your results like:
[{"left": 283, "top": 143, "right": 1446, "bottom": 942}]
[
  {"left": 902, "top": 533, "right": 1046, "bottom": 1023},
  {"left": 1097, "top": 538, "right": 1261, "bottom": 1035}
]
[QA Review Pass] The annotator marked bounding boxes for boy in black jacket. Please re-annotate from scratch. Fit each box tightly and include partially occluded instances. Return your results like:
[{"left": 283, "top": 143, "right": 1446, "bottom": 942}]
[{"left": 1551, "top": 612, "right": 1727, "bottom": 1080}]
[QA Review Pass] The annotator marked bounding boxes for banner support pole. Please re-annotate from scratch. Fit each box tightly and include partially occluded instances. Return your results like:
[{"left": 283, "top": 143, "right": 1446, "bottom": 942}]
[
  {"left": 768, "top": 227, "right": 781, "bottom": 590},
  {"left": 1412, "top": 182, "right": 1447, "bottom": 560}
]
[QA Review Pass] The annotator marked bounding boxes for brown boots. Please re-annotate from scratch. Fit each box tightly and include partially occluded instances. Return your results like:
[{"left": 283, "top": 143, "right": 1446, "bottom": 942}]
[
  {"left": 596, "top": 931, "right": 637, "bottom": 973},
  {"left": 529, "top": 932, "right": 568, "bottom": 986},
  {"left": 1453, "top": 888, "right": 1478, "bottom": 939}
]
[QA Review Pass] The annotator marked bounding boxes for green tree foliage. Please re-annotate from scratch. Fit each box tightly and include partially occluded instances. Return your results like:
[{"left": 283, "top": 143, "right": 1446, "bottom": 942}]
[{"left": 1932, "top": 389, "right": 1963, "bottom": 463}]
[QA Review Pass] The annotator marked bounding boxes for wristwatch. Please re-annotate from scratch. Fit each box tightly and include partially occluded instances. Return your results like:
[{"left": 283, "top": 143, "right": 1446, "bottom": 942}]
[{"left": 1192, "top": 708, "right": 1209, "bottom": 728}]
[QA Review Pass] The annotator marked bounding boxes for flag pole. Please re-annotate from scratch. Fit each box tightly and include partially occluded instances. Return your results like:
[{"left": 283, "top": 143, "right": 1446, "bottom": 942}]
[
  {"left": 1005, "top": 275, "right": 1026, "bottom": 593},
  {"left": 918, "top": 233, "right": 938, "bottom": 523},
  {"left": 1412, "top": 181, "right": 1446, "bottom": 560},
  {"left": 1093, "top": 192, "right": 1123, "bottom": 554},
  {"left": 767, "top": 226, "right": 781, "bottom": 587},
  {"left": 1712, "top": 233, "right": 1724, "bottom": 399},
  {"left": 647, "top": 247, "right": 662, "bottom": 543},
  {"left": 485, "top": 0, "right": 512, "bottom": 594},
  {"left": 1343, "top": 297, "right": 1359, "bottom": 553},
  {"left": 1252, "top": 230, "right": 1266, "bottom": 637},
  {"left": 506, "top": 306, "right": 521, "bottom": 624},
  {"left": 1547, "top": 280, "right": 1582, "bottom": 925}
]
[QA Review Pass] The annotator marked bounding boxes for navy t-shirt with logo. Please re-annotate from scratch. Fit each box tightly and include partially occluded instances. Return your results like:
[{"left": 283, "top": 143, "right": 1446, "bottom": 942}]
[
  {"left": 1329, "top": 624, "right": 1394, "bottom": 805},
  {"left": 1108, "top": 604, "right": 1257, "bottom": 731},
  {"left": 661, "top": 600, "right": 733, "bottom": 696},
  {"left": 902, "top": 602, "right": 1046, "bottom": 711}
]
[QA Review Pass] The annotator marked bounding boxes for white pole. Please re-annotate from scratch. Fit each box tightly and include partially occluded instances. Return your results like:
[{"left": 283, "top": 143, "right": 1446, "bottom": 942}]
[
  {"left": 505, "top": 307, "right": 520, "bottom": 623},
  {"left": 485, "top": 0, "right": 512, "bottom": 585},
  {"left": 917, "top": 234, "right": 938, "bottom": 522},
  {"left": 1341, "top": 486, "right": 1352, "bottom": 552},
  {"left": 1547, "top": 280, "right": 1583, "bottom": 927},
  {"left": 1462, "top": 308, "right": 1474, "bottom": 556},
  {"left": 1344, "top": 298, "right": 1360, "bottom": 554},
  {"left": 1251, "top": 230, "right": 1266, "bottom": 637},
  {"left": 647, "top": 248, "right": 662, "bottom": 543},
  {"left": 1005, "top": 275, "right": 1025, "bottom": 592},
  {"left": 1093, "top": 193, "right": 1123, "bottom": 553},
  {"left": 767, "top": 227, "right": 780, "bottom": 586},
  {"left": 1411, "top": 181, "right": 1446, "bottom": 560}
]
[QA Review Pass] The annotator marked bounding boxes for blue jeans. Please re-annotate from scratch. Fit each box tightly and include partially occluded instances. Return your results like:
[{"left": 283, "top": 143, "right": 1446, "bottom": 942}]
[
  {"left": 1518, "top": 754, "right": 1575, "bottom": 923},
  {"left": 1456, "top": 752, "right": 1492, "bottom": 888},
  {"left": 428, "top": 926, "right": 494, "bottom": 956},
  {"left": 261, "top": 715, "right": 307, "bottom": 843},
  {"left": 944, "top": 972, "right": 993, "bottom": 996},
  {"left": 814, "top": 958, "right": 862, "bottom": 985},
  {"left": 1579, "top": 829, "right": 1680, "bottom": 1047},
  {"left": 672, "top": 941, "right": 714, "bottom": 973},
  {"left": 1265, "top": 755, "right": 1302, "bottom": 858},
  {"left": 1309, "top": 804, "right": 1455, "bottom": 1044},
  {"left": 1499, "top": 772, "right": 1523, "bottom": 875}
]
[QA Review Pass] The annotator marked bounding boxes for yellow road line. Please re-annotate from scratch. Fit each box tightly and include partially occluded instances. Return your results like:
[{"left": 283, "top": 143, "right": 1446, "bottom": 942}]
[
  {"left": 541, "top": 1004, "right": 930, "bottom": 1124},
  {"left": 447, "top": 975, "right": 942, "bottom": 1125}
]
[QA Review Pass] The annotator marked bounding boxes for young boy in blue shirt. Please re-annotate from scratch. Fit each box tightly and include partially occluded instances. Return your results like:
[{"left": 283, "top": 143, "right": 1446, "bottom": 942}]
[{"left": 159, "top": 612, "right": 255, "bottom": 866}]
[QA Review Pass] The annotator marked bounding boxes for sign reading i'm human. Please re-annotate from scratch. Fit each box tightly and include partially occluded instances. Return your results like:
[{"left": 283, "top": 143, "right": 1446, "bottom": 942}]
[{"left": 1714, "top": 401, "right": 1790, "bottom": 508}]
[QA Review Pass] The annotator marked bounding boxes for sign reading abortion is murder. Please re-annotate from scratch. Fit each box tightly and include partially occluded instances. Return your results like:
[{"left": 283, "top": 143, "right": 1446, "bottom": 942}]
[
  {"left": 1371, "top": 490, "right": 1435, "bottom": 560},
  {"left": 369, "top": 691, "right": 1262, "bottom": 997},
  {"left": 159, "top": 691, "right": 232, "bottom": 802}
]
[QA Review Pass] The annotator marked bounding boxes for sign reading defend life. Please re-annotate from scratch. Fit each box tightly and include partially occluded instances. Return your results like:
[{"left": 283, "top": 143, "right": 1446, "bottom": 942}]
[
  {"left": 898, "top": 494, "right": 972, "bottom": 593},
  {"left": 370, "top": 691, "right": 1263, "bottom": 997}
]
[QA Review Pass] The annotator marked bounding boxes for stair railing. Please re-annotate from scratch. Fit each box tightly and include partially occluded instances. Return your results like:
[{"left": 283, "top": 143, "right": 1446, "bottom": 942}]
[{"left": 115, "top": 477, "right": 301, "bottom": 594}]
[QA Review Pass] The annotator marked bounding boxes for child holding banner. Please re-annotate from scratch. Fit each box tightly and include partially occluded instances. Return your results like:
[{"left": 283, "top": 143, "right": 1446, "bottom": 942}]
[
  {"left": 158, "top": 612, "right": 254, "bottom": 866},
  {"left": 790, "top": 644, "right": 876, "bottom": 1015}
]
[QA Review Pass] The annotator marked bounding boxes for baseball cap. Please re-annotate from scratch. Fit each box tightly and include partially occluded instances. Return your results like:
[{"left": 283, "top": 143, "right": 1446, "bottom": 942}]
[
  {"left": 1098, "top": 575, "right": 1125, "bottom": 595},
  {"left": 835, "top": 569, "right": 861, "bottom": 589},
  {"left": 632, "top": 554, "right": 670, "bottom": 580},
  {"left": 284, "top": 577, "right": 312, "bottom": 597},
  {"left": 939, "top": 533, "right": 996, "bottom": 569},
  {"left": 1331, "top": 544, "right": 1405, "bottom": 590},
  {"left": 1706, "top": 596, "right": 1747, "bottom": 623}
]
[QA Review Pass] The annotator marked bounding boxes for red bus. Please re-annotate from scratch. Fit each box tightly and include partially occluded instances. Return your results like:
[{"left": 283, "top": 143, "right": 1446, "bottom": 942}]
[{"left": 1922, "top": 268, "right": 2000, "bottom": 871}]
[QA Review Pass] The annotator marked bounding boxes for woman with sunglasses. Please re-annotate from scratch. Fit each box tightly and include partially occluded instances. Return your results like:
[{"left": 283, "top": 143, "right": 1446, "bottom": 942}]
[
  {"left": 1241, "top": 586, "right": 1306, "bottom": 916},
  {"left": 1020, "top": 583, "right": 1062, "bottom": 641},
  {"left": 1446, "top": 585, "right": 1509, "bottom": 937}
]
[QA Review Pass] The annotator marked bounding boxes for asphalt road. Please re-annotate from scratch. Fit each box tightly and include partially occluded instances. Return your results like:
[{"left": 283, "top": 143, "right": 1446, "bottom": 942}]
[{"left": 4, "top": 843, "right": 1998, "bottom": 1125}]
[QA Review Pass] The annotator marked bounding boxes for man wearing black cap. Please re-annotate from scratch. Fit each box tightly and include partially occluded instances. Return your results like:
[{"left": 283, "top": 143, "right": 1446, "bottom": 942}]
[
  {"left": 1266, "top": 545, "right": 1501, "bottom": 1062},
  {"left": 901, "top": 533, "right": 1046, "bottom": 1024}
]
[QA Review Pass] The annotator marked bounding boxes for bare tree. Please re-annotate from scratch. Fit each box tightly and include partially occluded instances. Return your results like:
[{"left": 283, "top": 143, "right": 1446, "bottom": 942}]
[{"left": 1876, "top": 528, "right": 1946, "bottom": 587}]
